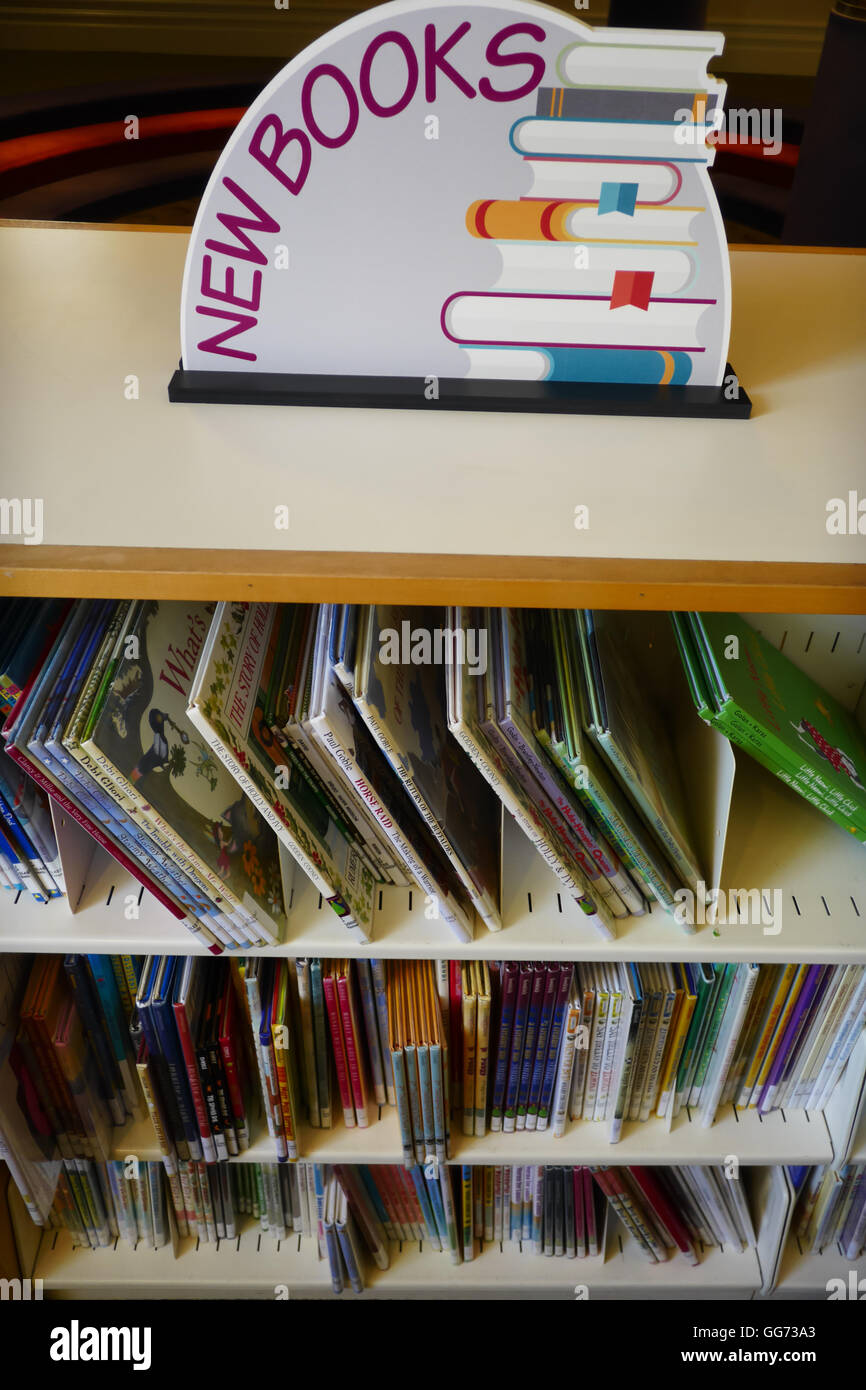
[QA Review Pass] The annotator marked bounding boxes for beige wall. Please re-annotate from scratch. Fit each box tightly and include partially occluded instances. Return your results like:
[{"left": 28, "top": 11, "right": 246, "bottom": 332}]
[{"left": 0, "top": 0, "right": 833, "bottom": 74}]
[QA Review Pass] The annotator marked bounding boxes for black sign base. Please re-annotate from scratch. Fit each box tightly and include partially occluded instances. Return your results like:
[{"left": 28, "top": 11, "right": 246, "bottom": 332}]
[{"left": 168, "top": 363, "right": 752, "bottom": 420}]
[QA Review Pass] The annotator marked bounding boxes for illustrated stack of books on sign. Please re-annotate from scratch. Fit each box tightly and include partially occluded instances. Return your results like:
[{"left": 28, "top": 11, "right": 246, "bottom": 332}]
[{"left": 445, "top": 30, "right": 727, "bottom": 387}]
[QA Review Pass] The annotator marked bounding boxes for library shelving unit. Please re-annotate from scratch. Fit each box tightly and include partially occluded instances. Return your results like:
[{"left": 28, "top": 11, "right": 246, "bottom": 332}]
[{"left": 1, "top": 223, "right": 865, "bottom": 1300}]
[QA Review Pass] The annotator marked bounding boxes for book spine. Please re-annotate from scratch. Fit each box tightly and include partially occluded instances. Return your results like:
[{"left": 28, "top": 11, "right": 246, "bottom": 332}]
[
  {"left": 257, "top": 1030, "right": 289, "bottom": 1163},
  {"left": 526, "top": 965, "right": 560, "bottom": 1130},
  {"left": 293, "top": 715, "right": 399, "bottom": 884},
  {"left": 429, "top": 1043, "right": 448, "bottom": 1165},
  {"left": 461, "top": 982, "right": 477, "bottom": 1138},
  {"left": 207, "top": 1038, "right": 240, "bottom": 1157},
  {"left": 0, "top": 788, "right": 56, "bottom": 898},
  {"left": 185, "top": 702, "right": 367, "bottom": 941},
  {"left": 219, "top": 1026, "right": 250, "bottom": 1150},
  {"left": 63, "top": 956, "right": 125, "bottom": 1127},
  {"left": 2, "top": 742, "right": 214, "bottom": 943},
  {"left": 689, "top": 969, "right": 736, "bottom": 1106},
  {"left": 270, "top": 1023, "right": 298, "bottom": 1160},
  {"left": 610, "top": 992, "right": 641, "bottom": 1144},
  {"left": 404, "top": 1044, "right": 424, "bottom": 1166},
  {"left": 152, "top": 996, "right": 202, "bottom": 1161},
  {"left": 502, "top": 707, "right": 643, "bottom": 914},
  {"left": 85, "top": 956, "right": 142, "bottom": 1120},
  {"left": 314, "top": 716, "right": 474, "bottom": 942},
  {"left": 551, "top": 1001, "right": 581, "bottom": 1138},
  {"left": 583, "top": 987, "right": 609, "bottom": 1121},
  {"left": 539, "top": 728, "right": 676, "bottom": 912},
  {"left": 244, "top": 975, "right": 286, "bottom": 1161},
  {"left": 290, "top": 961, "right": 318, "bottom": 1130},
  {"left": 503, "top": 966, "right": 533, "bottom": 1133},
  {"left": 475, "top": 990, "right": 491, "bottom": 1138},
  {"left": 699, "top": 965, "right": 760, "bottom": 1128},
  {"left": 516, "top": 966, "right": 546, "bottom": 1130},
  {"left": 135, "top": 1059, "right": 176, "bottom": 1173},
  {"left": 538, "top": 967, "right": 575, "bottom": 1129},
  {"left": 489, "top": 962, "right": 517, "bottom": 1132},
  {"left": 171, "top": 1000, "right": 216, "bottom": 1164},
  {"left": 449, "top": 710, "right": 614, "bottom": 939},
  {"left": 336, "top": 968, "right": 369, "bottom": 1128},
  {"left": 355, "top": 692, "right": 500, "bottom": 932},
  {"left": 657, "top": 988, "right": 696, "bottom": 1119},
  {"left": 417, "top": 1044, "right": 436, "bottom": 1162},
  {"left": 570, "top": 988, "right": 593, "bottom": 1120},
  {"left": 80, "top": 736, "right": 260, "bottom": 947},
  {"left": 369, "top": 959, "right": 396, "bottom": 1106},
  {"left": 390, "top": 1047, "right": 415, "bottom": 1166},
  {"left": 596, "top": 986, "right": 623, "bottom": 1123},
  {"left": 640, "top": 988, "right": 677, "bottom": 1121},
  {"left": 355, "top": 960, "right": 386, "bottom": 1108},
  {"left": 322, "top": 971, "right": 355, "bottom": 1128},
  {"left": 309, "top": 960, "right": 332, "bottom": 1127}
]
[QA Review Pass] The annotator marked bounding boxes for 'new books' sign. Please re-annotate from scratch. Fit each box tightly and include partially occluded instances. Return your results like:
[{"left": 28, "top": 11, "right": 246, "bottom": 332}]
[{"left": 180, "top": 0, "right": 731, "bottom": 388}]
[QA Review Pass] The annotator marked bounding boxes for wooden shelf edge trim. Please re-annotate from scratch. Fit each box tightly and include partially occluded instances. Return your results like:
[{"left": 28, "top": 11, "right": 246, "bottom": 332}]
[{"left": 1, "top": 548, "right": 864, "bottom": 611}]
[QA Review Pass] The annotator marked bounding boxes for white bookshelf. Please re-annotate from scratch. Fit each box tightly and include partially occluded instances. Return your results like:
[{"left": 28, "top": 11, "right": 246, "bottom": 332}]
[
  {"left": 1, "top": 227, "right": 864, "bottom": 1301},
  {"left": 768, "top": 1235, "right": 866, "bottom": 1301},
  {"left": 25, "top": 1201, "right": 759, "bottom": 1301},
  {"left": 3, "top": 753, "right": 865, "bottom": 964},
  {"left": 111, "top": 1104, "right": 833, "bottom": 1170}
]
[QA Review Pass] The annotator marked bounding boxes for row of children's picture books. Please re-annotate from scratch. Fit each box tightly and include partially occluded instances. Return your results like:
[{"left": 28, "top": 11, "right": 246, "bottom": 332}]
[
  {"left": 0, "top": 597, "right": 69, "bottom": 898},
  {"left": 596, "top": 1162, "right": 755, "bottom": 1264},
  {"left": 1, "top": 597, "right": 289, "bottom": 949},
  {"left": 791, "top": 1163, "right": 866, "bottom": 1261},
  {"left": 320, "top": 1160, "right": 756, "bottom": 1288},
  {"left": 48, "top": 1158, "right": 170, "bottom": 1251},
  {"left": 4, "top": 599, "right": 858, "bottom": 947},
  {"left": 440, "top": 957, "right": 866, "bottom": 1147},
  {"left": 5, "top": 949, "right": 863, "bottom": 1236},
  {"left": 0, "top": 745, "right": 64, "bottom": 902}
]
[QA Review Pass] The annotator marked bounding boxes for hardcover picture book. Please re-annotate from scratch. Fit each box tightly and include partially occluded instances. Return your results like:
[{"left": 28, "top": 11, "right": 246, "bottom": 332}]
[
  {"left": 188, "top": 601, "right": 376, "bottom": 941},
  {"left": 677, "top": 612, "right": 866, "bottom": 843},
  {"left": 575, "top": 609, "right": 705, "bottom": 892},
  {"left": 353, "top": 604, "right": 502, "bottom": 931},
  {"left": 82, "top": 600, "right": 287, "bottom": 944}
]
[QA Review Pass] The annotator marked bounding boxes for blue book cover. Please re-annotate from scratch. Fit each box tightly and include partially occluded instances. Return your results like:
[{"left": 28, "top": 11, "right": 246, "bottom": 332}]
[
  {"left": 489, "top": 961, "right": 518, "bottom": 1129},
  {"left": 63, "top": 954, "right": 124, "bottom": 1127},
  {"left": 526, "top": 964, "right": 561, "bottom": 1124},
  {"left": 503, "top": 964, "right": 533, "bottom": 1132},
  {"left": 516, "top": 965, "right": 546, "bottom": 1126},
  {"left": 151, "top": 957, "right": 202, "bottom": 1161},
  {"left": 537, "top": 964, "right": 576, "bottom": 1127}
]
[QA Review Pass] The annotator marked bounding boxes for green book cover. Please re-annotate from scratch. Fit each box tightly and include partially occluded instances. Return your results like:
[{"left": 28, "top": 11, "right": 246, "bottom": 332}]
[
  {"left": 695, "top": 613, "right": 866, "bottom": 840},
  {"left": 690, "top": 962, "right": 738, "bottom": 1102},
  {"left": 676, "top": 964, "right": 719, "bottom": 1103}
]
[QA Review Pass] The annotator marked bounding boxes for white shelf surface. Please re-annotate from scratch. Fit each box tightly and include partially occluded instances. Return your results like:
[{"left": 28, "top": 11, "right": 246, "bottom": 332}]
[
  {"left": 769, "top": 1233, "right": 866, "bottom": 1300},
  {"left": 1, "top": 226, "right": 865, "bottom": 568},
  {"left": 849, "top": 1103, "right": 866, "bottom": 1164},
  {"left": 33, "top": 1213, "right": 756, "bottom": 1300},
  {"left": 3, "top": 754, "right": 865, "bottom": 961},
  {"left": 5, "top": 750, "right": 866, "bottom": 956},
  {"left": 113, "top": 1103, "right": 832, "bottom": 1169}
]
